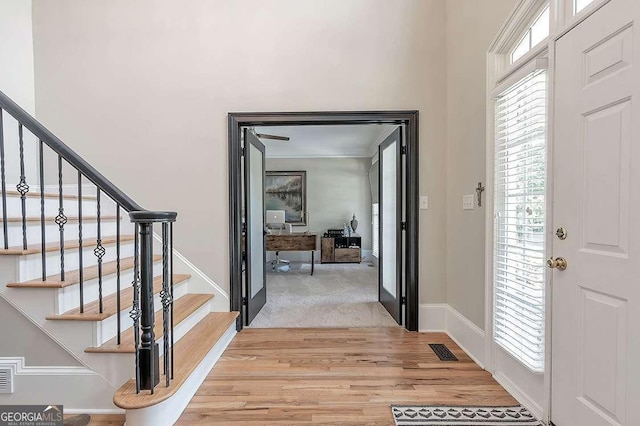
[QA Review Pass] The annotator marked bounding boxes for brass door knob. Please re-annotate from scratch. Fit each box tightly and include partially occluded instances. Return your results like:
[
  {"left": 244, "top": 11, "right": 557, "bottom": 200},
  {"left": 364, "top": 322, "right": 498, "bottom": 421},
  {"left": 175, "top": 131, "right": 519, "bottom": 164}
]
[{"left": 547, "top": 257, "right": 567, "bottom": 271}]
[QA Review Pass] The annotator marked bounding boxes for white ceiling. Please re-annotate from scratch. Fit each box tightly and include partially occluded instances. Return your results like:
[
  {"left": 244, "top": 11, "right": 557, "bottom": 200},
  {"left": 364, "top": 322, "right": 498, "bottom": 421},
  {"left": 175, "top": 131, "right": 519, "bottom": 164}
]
[{"left": 253, "top": 124, "right": 396, "bottom": 158}]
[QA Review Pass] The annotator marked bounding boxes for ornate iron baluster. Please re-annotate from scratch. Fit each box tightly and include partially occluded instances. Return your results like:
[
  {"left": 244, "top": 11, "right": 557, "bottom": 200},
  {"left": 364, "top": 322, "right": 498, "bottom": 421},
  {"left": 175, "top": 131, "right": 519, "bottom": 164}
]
[
  {"left": 170, "top": 221, "right": 174, "bottom": 380},
  {"left": 39, "top": 141, "right": 46, "bottom": 280},
  {"left": 94, "top": 188, "right": 105, "bottom": 313},
  {"left": 0, "top": 109, "right": 8, "bottom": 249},
  {"left": 55, "top": 156, "right": 67, "bottom": 281},
  {"left": 78, "top": 172, "right": 84, "bottom": 313},
  {"left": 161, "top": 222, "right": 172, "bottom": 386},
  {"left": 116, "top": 204, "right": 121, "bottom": 345},
  {"left": 17, "top": 124, "right": 29, "bottom": 250},
  {"left": 130, "top": 224, "right": 142, "bottom": 393}
]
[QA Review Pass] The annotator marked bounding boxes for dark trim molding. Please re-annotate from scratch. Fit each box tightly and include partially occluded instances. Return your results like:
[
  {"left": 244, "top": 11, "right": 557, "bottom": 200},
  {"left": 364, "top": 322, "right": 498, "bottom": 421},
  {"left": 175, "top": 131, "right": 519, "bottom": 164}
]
[{"left": 228, "top": 110, "right": 420, "bottom": 331}]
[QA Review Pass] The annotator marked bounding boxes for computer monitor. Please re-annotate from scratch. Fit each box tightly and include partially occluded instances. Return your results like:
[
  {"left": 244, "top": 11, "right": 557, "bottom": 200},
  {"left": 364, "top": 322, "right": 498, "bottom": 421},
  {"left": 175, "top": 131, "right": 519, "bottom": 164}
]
[{"left": 266, "top": 210, "right": 286, "bottom": 230}]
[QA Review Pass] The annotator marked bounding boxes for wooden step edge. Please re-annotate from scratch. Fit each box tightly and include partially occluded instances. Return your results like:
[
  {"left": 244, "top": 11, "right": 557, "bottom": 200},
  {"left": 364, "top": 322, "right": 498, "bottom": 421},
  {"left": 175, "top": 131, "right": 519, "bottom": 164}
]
[
  {"left": 85, "top": 293, "right": 216, "bottom": 354},
  {"left": 0, "top": 235, "right": 135, "bottom": 256},
  {"left": 1, "top": 190, "right": 98, "bottom": 201},
  {"left": 45, "top": 274, "right": 191, "bottom": 321},
  {"left": 7, "top": 255, "right": 163, "bottom": 288},
  {"left": 0, "top": 215, "right": 121, "bottom": 224},
  {"left": 113, "top": 311, "right": 239, "bottom": 410}
]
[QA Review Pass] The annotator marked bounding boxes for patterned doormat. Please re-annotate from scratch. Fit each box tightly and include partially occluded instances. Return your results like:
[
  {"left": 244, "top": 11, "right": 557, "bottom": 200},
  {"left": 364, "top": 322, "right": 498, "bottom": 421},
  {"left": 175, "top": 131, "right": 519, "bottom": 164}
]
[{"left": 391, "top": 405, "right": 543, "bottom": 425}]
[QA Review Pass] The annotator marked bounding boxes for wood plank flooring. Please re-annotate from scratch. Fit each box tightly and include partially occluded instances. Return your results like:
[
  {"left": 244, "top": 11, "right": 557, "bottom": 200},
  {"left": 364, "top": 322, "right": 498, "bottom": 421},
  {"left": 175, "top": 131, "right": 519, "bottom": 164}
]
[{"left": 176, "top": 327, "right": 517, "bottom": 425}]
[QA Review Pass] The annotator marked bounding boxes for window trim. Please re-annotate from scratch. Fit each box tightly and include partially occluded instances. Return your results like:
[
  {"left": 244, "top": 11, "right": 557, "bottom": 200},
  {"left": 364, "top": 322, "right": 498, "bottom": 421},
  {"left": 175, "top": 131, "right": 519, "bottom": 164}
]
[{"left": 485, "top": 2, "right": 555, "bottom": 421}]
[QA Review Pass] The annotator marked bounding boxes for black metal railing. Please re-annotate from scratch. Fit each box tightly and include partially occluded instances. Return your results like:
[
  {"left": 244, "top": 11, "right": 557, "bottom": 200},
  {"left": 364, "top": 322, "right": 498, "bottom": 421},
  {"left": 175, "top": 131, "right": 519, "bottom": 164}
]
[{"left": 0, "top": 89, "right": 175, "bottom": 393}]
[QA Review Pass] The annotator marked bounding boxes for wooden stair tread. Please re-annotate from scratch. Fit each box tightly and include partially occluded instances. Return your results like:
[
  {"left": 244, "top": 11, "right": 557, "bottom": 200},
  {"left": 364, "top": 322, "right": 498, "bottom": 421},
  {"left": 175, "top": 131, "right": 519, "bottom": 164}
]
[
  {"left": 0, "top": 235, "right": 134, "bottom": 255},
  {"left": 113, "top": 311, "right": 239, "bottom": 409},
  {"left": 46, "top": 274, "right": 190, "bottom": 321},
  {"left": 0, "top": 215, "right": 119, "bottom": 223},
  {"left": 86, "top": 293, "right": 215, "bottom": 354},
  {"left": 8, "top": 255, "right": 162, "bottom": 288},
  {"left": 0, "top": 190, "right": 97, "bottom": 200}
]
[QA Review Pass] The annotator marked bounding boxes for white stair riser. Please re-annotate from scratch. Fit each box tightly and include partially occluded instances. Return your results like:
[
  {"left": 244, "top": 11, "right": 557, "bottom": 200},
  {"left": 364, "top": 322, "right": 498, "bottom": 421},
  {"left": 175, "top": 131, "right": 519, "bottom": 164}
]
[
  {"left": 2, "top": 196, "right": 111, "bottom": 217},
  {"left": 95, "top": 281, "right": 189, "bottom": 345},
  {"left": 55, "top": 260, "right": 164, "bottom": 314},
  {"left": 1, "top": 218, "right": 131, "bottom": 247},
  {"left": 18, "top": 241, "right": 136, "bottom": 282},
  {"left": 155, "top": 299, "right": 211, "bottom": 357}
]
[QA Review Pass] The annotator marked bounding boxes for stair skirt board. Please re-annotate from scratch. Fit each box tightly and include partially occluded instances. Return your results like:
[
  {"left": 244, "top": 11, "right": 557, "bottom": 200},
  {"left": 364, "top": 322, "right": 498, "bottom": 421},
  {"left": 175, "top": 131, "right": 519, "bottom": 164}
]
[{"left": 121, "top": 322, "right": 236, "bottom": 426}]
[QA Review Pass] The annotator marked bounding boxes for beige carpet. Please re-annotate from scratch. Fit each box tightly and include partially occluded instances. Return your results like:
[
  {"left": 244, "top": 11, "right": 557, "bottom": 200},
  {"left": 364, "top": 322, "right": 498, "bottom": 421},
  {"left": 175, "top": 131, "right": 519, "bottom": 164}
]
[{"left": 248, "top": 262, "right": 399, "bottom": 328}]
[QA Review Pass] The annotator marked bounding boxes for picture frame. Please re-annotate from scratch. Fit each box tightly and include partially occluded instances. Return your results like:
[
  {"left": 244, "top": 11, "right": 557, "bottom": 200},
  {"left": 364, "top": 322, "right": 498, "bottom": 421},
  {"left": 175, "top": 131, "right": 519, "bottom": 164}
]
[{"left": 265, "top": 171, "right": 307, "bottom": 226}]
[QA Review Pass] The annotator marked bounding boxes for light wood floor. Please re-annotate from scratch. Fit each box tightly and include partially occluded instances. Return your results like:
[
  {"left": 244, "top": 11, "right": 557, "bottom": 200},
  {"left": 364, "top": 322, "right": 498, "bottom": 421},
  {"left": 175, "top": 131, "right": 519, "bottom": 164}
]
[{"left": 176, "top": 327, "right": 517, "bottom": 425}]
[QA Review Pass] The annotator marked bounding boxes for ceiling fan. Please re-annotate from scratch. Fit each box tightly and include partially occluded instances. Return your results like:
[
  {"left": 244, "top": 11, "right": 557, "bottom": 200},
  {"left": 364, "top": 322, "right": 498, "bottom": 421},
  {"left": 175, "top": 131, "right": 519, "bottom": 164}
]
[
  {"left": 252, "top": 127, "right": 290, "bottom": 142},
  {"left": 255, "top": 132, "right": 290, "bottom": 141}
]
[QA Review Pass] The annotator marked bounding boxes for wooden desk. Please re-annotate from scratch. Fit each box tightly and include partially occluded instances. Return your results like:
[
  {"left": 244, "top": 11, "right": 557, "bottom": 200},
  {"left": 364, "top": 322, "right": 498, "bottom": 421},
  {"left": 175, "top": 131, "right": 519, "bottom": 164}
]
[{"left": 266, "top": 233, "right": 318, "bottom": 275}]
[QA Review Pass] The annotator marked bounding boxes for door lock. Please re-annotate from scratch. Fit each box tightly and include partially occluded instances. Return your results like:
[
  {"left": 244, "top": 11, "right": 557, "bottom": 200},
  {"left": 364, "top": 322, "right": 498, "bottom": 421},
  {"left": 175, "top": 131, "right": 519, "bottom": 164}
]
[
  {"left": 547, "top": 257, "right": 567, "bottom": 271},
  {"left": 556, "top": 227, "right": 567, "bottom": 240}
]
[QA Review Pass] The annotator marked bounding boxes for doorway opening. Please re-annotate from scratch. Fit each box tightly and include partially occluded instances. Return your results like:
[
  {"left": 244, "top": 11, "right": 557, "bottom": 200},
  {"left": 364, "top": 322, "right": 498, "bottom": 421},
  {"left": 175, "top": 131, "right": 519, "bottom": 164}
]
[{"left": 228, "top": 111, "right": 419, "bottom": 332}]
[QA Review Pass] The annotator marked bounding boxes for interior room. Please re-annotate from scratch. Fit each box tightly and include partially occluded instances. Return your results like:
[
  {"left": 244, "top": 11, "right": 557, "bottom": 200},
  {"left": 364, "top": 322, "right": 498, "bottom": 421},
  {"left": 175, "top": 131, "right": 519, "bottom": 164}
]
[{"left": 243, "top": 124, "right": 400, "bottom": 328}]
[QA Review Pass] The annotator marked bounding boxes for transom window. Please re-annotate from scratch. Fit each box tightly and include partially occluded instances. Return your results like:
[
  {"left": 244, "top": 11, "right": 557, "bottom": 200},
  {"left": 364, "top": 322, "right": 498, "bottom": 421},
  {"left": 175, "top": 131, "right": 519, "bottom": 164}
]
[
  {"left": 575, "top": 0, "right": 594, "bottom": 14},
  {"left": 511, "top": 4, "right": 550, "bottom": 63}
]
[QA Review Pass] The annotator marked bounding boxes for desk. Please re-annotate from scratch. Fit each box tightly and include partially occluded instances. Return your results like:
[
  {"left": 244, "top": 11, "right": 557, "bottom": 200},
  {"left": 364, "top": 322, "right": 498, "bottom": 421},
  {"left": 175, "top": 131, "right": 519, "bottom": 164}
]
[{"left": 266, "top": 233, "right": 318, "bottom": 275}]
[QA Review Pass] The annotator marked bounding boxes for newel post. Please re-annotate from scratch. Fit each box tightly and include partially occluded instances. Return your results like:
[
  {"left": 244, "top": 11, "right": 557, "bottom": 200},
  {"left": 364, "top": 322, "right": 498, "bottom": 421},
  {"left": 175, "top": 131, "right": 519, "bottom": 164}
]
[{"left": 130, "top": 211, "right": 177, "bottom": 392}]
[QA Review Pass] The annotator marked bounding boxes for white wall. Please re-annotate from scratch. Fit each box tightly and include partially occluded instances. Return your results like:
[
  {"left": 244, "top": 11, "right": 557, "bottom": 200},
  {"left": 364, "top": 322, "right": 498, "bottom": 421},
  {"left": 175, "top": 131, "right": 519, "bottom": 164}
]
[
  {"left": 445, "top": 0, "right": 518, "bottom": 328},
  {"left": 31, "top": 0, "right": 448, "bottom": 304},
  {"left": 266, "top": 157, "right": 372, "bottom": 252},
  {"left": 0, "top": 0, "right": 37, "bottom": 183}
]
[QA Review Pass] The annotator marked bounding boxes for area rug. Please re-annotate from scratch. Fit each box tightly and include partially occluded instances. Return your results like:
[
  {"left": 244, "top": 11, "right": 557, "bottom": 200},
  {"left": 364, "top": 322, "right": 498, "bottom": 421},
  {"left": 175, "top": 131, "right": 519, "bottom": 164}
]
[{"left": 391, "top": 405, "right": 543, "bottom": 425}]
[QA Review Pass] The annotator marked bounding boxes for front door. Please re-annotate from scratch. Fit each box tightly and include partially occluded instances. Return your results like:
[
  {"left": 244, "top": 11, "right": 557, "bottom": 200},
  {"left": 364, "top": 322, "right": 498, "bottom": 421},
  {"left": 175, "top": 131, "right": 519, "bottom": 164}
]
[
  {"left": 244, "top": 130, "right": 267, "bottom": 324},
  {"left": 552, "top": 1, "right": 640, "bottom": 424},
  {"left": 379, "top": 127, "right": 403, "bottom": 324}
]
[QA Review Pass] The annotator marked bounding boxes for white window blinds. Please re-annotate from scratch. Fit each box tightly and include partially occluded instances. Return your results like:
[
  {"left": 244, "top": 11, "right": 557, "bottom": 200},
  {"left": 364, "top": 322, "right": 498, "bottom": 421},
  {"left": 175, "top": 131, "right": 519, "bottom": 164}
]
[{"left": 493, "top": 69, "right": 547, "bottom": 372}]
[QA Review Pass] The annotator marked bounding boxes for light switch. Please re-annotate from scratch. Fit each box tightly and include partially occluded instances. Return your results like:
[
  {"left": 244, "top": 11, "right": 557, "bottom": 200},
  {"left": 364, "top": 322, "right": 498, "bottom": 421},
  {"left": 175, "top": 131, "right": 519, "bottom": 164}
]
[
  {"left": 420, "top": 196, "right": 429, "bottom": 210},
  {"left": 463, "top": 195, "right": 475, "bottom": 210}
]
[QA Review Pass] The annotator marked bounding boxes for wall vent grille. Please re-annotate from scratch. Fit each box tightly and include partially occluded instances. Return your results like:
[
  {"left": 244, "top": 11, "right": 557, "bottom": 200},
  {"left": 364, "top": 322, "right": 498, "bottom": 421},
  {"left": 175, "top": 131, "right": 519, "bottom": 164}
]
[{"left": 0, "top": 368, "right": 13, "bottom": 394}]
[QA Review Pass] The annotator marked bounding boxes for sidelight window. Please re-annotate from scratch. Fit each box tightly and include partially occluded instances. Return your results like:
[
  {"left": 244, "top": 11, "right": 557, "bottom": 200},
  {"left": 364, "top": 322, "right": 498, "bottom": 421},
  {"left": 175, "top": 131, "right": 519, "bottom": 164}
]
[{"left": 493, "top": 69, "right": 547, "bottom": 372}]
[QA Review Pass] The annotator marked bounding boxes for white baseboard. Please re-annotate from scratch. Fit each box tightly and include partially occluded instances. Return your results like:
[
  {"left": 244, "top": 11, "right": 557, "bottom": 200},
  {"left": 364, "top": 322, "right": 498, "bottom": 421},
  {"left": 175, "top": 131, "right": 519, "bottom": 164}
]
[
  {"left": 418, "top": 303, "right": 447, "bottom": 332},
  {"left": 494, "top": 371, "right": 544, "bottom": 421},
  {"left": 418, "top": 304, "right": 486, "bottom": 368}
]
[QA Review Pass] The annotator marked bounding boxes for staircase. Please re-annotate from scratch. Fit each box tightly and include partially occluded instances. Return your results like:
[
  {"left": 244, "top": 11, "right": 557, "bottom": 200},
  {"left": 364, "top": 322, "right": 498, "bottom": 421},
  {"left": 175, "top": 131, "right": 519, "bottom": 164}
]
[{"left": 0, "top": 90, "right": 238, "bottom": 425}]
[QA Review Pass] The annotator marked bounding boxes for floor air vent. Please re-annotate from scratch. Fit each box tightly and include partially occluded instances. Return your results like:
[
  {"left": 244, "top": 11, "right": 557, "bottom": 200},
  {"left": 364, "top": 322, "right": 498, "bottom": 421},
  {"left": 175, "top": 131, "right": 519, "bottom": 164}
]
[
  {"left": 0, "top": 368, "right": 13, "bottom": 394},
  {"left": 428, "top": 343, "right": 458, "bottom": 361}
]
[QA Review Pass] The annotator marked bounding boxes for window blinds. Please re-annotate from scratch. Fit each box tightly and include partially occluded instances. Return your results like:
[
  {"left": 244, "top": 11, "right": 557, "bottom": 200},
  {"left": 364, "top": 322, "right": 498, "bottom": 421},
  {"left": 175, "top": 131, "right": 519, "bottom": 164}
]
[{"left": 493, "top": 69, "right": 547, "bottom": 372}]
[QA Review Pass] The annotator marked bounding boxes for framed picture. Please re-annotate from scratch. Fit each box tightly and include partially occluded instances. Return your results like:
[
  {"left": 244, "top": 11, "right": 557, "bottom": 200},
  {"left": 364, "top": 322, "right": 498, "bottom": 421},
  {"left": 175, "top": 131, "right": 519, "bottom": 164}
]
[{"left": 265, "top": 171, "right": 307, "bottom": 226}]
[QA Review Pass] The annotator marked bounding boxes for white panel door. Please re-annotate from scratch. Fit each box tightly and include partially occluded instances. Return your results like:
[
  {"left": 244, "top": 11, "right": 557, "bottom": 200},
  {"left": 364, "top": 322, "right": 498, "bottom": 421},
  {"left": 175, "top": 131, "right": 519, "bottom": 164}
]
[{"left": 552, "top": 0, "right": 640, "bottom": 424}]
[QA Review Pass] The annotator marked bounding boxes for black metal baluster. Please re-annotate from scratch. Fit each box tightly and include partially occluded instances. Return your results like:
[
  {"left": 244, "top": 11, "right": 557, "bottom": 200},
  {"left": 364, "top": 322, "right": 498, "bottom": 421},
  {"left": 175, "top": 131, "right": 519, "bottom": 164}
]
[
  {"left": 39, "top": 141, "right": 46, "bottom": 280},
  {"left": 116, "top": 204, "right": 121, "bottom": 345},
  {"left": 161, "top": 222, "right": 171, "bottom": 386},
  {"left": 170, "top": 221, "right": 174, "bottom": 380},
  {"left": 17, "top": 124, "right": 29, "bottom": 250},
  {"left": 0, "top": 109, "right": 8, "bottom": 249},
  {"left": 78, "top": 172, "right": 84, "bottom": 313},
  {"left": 130, "top": 224, "right": 141, "bottom": 393},
  {"left": 55, "top": 156, "right": 67, "bottom": 281},
  {"left": 94, "top": 188, "right": 105, "bottom": 313}
]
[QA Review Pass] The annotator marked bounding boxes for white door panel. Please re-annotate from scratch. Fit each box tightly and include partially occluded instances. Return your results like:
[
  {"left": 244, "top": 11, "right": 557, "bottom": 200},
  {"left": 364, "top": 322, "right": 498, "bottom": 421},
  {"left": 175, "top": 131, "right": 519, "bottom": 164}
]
[{"left": 552, "top": 0, "right": 640, "bottom": 424}]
